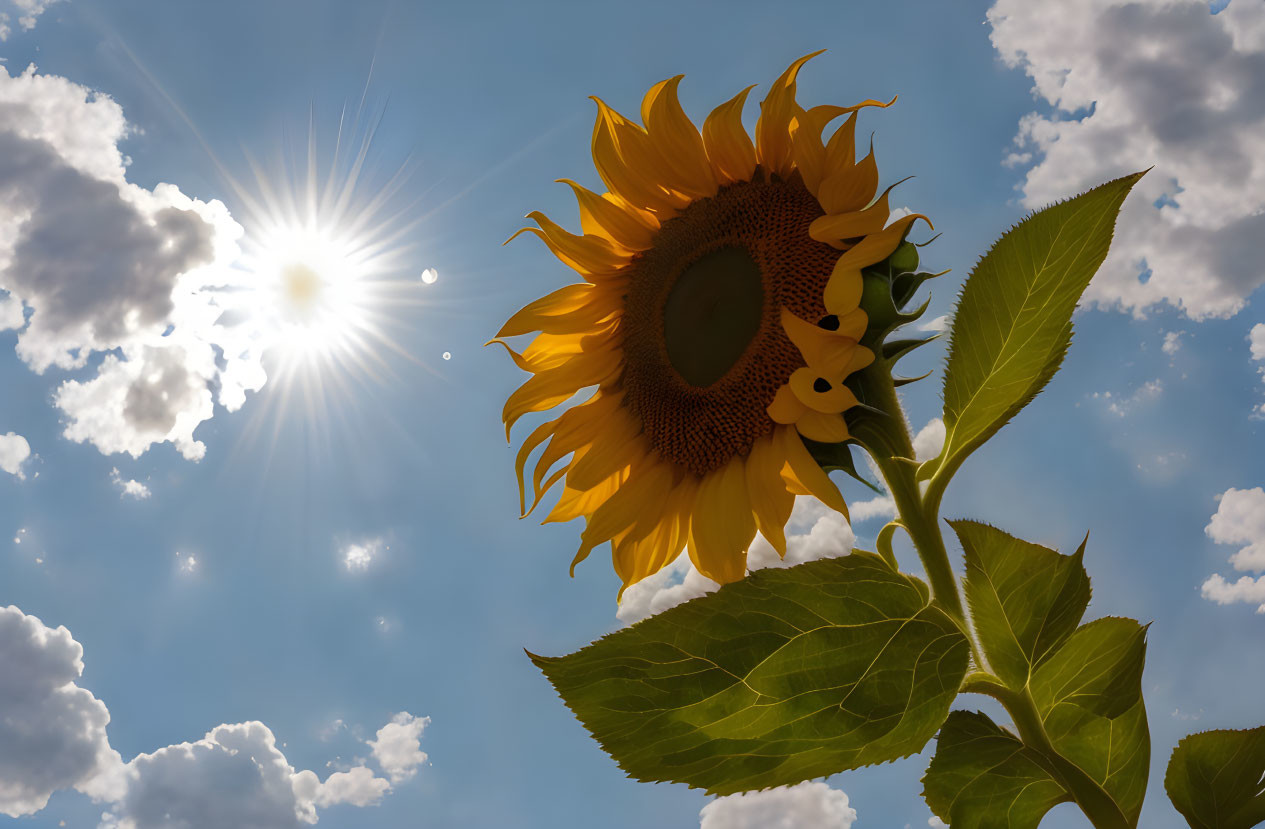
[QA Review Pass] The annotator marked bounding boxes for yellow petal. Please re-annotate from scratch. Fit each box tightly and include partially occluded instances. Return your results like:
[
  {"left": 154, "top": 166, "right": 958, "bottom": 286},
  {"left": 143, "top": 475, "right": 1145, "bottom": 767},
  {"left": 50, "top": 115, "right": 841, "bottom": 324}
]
[
  {"left": 780, "top": 426, "right": 849, "bottom": 519},
  {"left": 809, "top": 194, "right": 892, "bottom": 247},
  {"left": 835, "top": 213, "right": 932, "bottom": 272},
  {"left": 702, "top": 85, "right": 757, "bottom": 185},
  {"left": 791, "top": 104, "right": 847, "bottom": 196},
  {"left": 822, "top": 261, "right": 865, "bottom": 315},
  {"left": 767, "top": 382, "right": 808, "bottom": 424},
  {"left": 641, "top": 75, "right": 717, "bottom": 199},
  {"left": 688, "top": 455, "right": 755, "bottom": 584},
  {"left": 566, "top": 416, "right": 646, "bottom": 491},
  {"left": 545, "top": 466, "right": 627, "bottom": 524},
  {"left": 571, "top": 457, "right": 674, "bottom": 574},
  {"left": 745, "top": 432, "right": 794, "bottom": 557},
  {"left": 756, "top": 51, "right": 823, "bottom": 177},
  {"left": 591, "top": 97, "right": 689, "bottom": 214},
  {"left": 497, "top": 283, "right": 622, "bottom": 338},
  {"left": 513, "top": 414, "right": 561, "bottom": 512},
  {"left": 789, "top": 366, "right": 860, "bottom": 414},
  {"left": 530, "top": 392, "right": 622, "bottom": 498},
  {"left": 821, "top": 97, "right": 895, "bottom": 178},
  {"left": 780, "top": 308, "right": 864, "bottom": 376},
  {"left": 505, "top": 211, "right": 630, "bottom": 277},
  {"left": 613, "top": 477, "right": 696, "bottom": 593},
  {"left": 502, "top": 350, "right": 621, "bottom": 437},
  {"left": 558, "top": 178, "right": 659, "bottom": 252},
  {"left": 489, "top": 324, "right": 618, "bottom": 375},
  {"left": 795, "top": 410, "right": 849, "bottom": 443},
  {"left": 817, "top": 143, "right": 879, "bottom": 218}
]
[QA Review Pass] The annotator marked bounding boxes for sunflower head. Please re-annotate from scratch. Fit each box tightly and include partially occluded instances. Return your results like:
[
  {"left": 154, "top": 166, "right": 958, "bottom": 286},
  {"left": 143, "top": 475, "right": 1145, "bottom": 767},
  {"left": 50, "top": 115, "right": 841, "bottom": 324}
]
[{"left": 494, "top": 53, "right": 932, "bottom": 595}]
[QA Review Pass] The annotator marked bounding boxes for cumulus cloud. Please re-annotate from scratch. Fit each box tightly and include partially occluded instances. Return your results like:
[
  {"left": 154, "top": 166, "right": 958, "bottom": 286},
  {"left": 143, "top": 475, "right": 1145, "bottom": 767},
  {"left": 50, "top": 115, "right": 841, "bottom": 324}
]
[
  {"left": 342, "top": 539, "right": 381, "bottom": 573},
  {"left": 1201, "top": 487, "right": 1265, "bottom": 613},
  {"left": 0, "top": 606, "right": 124, "bottom": 817},
  {"left": 0, "top": 64, "right": 267, "bottom": 460},
  {"left": 367, "top": 712, "right": 429, "bottom": 784},
  {"left": 0, "top": 0, "right": 60, "bottom": 40},
  {"left": 699, "top": 781, "right": 857, "bottom": 829},
  {"left": 1162, "top": 330, "right": 1183, "bottom": 356},
  {"left": 912, "top": 417, "right": 946, "bottom": 462},
  {"left": 989, "top": 0, "right": 1265, "bottom": 319},
  {"left": 1251, "top": 323, "right": 1265, "bottom": 414},
  {"left": 0, "top": 605, "right": 421, "bottom": 825},
  {"left": 109, "top": 467, "right": 150, "bottom": 499},
  {"left": 0, "top": 431, "right": 30, "bottom": 478}
]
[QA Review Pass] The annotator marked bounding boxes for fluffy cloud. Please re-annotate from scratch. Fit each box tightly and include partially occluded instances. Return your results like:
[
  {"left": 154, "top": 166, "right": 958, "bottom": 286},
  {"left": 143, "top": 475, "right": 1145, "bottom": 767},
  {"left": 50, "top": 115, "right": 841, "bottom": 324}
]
[
  {"left": 0, "top": 64, "right": 267, "bottom": 460},
  {"left": 109, "top": 467, "right": 151, "bottom": 499},
  {"left": 699, "top": 781, "right": 857, "bottom": 828},
  {"left": 367, "top": 712, "right": 429, "bottom": 784},
  {"left": 1162, "top": 330, "right": 1183, "bottom": 356},
  {"left": 0, "top": 606, "right": 124, "bottom": 817},
  {"left": 0, "top": 431, "right": 30, "bottom": 478},
  {"left": 912, "top": 417, "right": 946, "bottom": 463},
  {"left": 0, "top": 604, "right": 421, "bottom": 825},
  {"left": 106, "top": 722, "right": 391, "bottom": 829},
  {"left": 1201, "top": 487, "right": 1265, "bottom": 613},
  {"left": 617, "top": 497, "right": 858, "bottom": 625},
  {"left": 0, "top": 0, "right": 59, "bottom": 40},
  {"left": 343, "top": 539, "right": 381, "bottom": 573},
  {"left": 989, "top": 0, "right": 1265, "bottom": 319},
  {"left": 1251, "top": 323, "right": 1265, "bottom": 414}
]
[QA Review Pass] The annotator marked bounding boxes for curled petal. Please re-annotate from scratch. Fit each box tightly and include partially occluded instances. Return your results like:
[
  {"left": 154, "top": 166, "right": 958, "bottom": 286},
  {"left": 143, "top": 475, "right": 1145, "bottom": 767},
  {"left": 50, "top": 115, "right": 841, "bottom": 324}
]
[
  {"left": 571, "top": 457, "right": 675, "bottom": 575},
  {"left": 767, "top": 382, "right": 808, "bottom": 424},
  {"left": 641, "top": 75, "right": 717, "bottom": 199},
  {"left": 702, "top": 85, "right": 757, "bottom": 184},
  {"left": 591, "top": 97, "right": 689, "bottom": 213},
  {"left": 756, "top": 51, "right": 824, "bottom": 177},
  {"left": 818, "top": 142, "right": 878, "bottom": 216},
  {"left": 502, "top": 350, "right": 622, "bottom": 437},
  {"left": 788, "top": 366, "right": 860, "bottom": 414},
  {"left": 780, "top": 426, "right": 849, "bottom": 519},
  {"left": 795, "top": 410, "right": 849, "bottom": 443},
  {"left": 780, "top": 308, "right": 867, "bottom": 376},
  {"left": 496, "top": 283, "right": 622, "bottom": 338},
  {"left": 791, "top": 104, "right": 847, "bottom": 196},
  {"left": 558, "top": 178, "right": 659, "bottom": 252},
  {"left": 835, "top": 213, "right": 933, "bottom": 273},
  {"left": 506, "top": 211, "right": 630, "bottom": 276}
]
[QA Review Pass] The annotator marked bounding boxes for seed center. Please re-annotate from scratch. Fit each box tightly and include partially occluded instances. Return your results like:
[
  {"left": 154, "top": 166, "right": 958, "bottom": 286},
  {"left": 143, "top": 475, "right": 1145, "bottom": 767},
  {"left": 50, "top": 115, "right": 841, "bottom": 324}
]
[{"left": 662, "top": 246, "right": 764, "bottom": 388}]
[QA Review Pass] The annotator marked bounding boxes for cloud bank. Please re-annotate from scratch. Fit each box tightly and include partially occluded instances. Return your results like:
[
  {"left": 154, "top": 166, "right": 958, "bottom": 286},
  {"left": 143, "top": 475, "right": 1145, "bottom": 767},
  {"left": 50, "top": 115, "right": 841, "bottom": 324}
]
[{"left": 989, "top": 0, "right": 1265, "bottom": 320}]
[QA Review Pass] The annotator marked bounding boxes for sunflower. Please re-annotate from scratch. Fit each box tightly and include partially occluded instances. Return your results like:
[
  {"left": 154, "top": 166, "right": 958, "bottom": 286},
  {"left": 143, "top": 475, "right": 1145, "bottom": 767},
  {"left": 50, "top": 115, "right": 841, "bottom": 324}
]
[{"left": 494, "top": 52, "right": 928, "bottom": 594}]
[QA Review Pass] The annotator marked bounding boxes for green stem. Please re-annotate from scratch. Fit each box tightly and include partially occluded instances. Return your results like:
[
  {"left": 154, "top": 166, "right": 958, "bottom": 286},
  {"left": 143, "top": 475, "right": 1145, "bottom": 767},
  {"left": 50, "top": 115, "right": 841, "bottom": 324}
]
[{"left": 849, "top": 357, "right": 1131, "bottom": 829}]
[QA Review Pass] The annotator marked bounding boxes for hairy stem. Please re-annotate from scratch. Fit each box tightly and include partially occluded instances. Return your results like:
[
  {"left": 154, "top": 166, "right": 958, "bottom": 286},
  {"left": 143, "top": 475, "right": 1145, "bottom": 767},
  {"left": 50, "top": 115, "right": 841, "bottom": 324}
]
[{"left": 851, "top": 357, "right": 1132, "bottom": 829}]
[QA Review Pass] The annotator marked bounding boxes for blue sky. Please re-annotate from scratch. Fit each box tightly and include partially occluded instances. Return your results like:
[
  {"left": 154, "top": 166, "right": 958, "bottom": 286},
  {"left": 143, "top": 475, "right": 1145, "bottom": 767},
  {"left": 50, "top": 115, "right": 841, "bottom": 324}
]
[{"left": 1, "top": 1, "right": 1263, "bottom": 827}]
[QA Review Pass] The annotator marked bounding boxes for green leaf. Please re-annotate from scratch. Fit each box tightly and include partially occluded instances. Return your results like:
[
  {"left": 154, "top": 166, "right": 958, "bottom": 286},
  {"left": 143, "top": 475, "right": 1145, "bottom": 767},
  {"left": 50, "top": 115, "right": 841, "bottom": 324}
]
[
  {"left": 923, "top": 710, "right": 1071, "bottom": 828},
  {"left": 1166, "top": 726, "right": 1265, "bottom": 829},
  {"left": 923, "top": 172, "right": 1145, "bottom": 483},
  {"left": 530, "top": 552, "right": 969, "bottom": 795},
  {"left": 1032, "top": 618, "right": 1152, "bottom": 824},
  {"left": 954, "top": 521, "right": 1091, "bottom": 688}
]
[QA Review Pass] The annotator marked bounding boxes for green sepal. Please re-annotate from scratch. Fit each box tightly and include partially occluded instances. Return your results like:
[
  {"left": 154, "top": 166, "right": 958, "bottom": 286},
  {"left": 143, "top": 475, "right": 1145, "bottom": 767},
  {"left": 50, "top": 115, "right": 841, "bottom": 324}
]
[
  {"left": 1166, "top": 726, "right": 1265, "bottom": 829},
  {"left": 883, "top": 335, "right": 940, "bottom": 363},
  {"left": 923, "top": 710, "right": 1072, "bottom": 828},
  {"left": 803, "top": 437, "right": 882, "bottom": 493},
  {"left": 893, "top": 370, "right": 935, "bottom": 388},
  {"left": 529, "top": 552, "right": 970, "bottom": 795},
  {"left": 921, "top": 171, "right": 1146, "bottom": 485}
]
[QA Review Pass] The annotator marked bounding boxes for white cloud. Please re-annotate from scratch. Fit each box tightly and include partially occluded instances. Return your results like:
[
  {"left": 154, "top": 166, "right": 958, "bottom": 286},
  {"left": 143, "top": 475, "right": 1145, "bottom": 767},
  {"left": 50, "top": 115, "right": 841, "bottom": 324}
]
[
  {"left": 1090, "top": 379, "right": 1163, "bottom": 417},
  {"left": 1205, "top": 487, "right": 1265, "bottom": 571},
  {"left": 0, "top": 605, "right": 418, "bottom": 825},
  {"left": 0, "top": 431, "right": 30, "bottom": 478},
  {"left": 929, "top": 818, "right": 949, "bottom": 828},
  {"left": 367, "top": 712, "right": 429, "bottom": 784},
  {"left": 0, "top": 606, "right": 124, "bottom": 817},
  {"left": 342, "top": 539, "right": 380, "bottom": 573},
  {"left": 912, "top": 417, "right": 946, "bottom": 462},
  {"left": 1162, "top": 330, "right": 1183, "bottom": 356},
  {"left": 0, "top": 0, "right": 59, "bottom": 40},
  {"left": 989, "top": 0, "right": 1265, "bottom": 320},
  {"left": 850, "top": 495, "right": 897, "bottom": 522},
  {"left": 920, "top": 315, "right": 948, "bottom": 333},
  {"left": 1201, "top": 487, "right": 1265, "bottom": 613},
  {"left": 0, "top": 64, "right": 267, "bottom": 460},
  {"left": 1251, "top": 323, "right": 1265, "bottom": 362},
  {"left": 109, "top": 468, "right": 151, "bottom": 500},
  {"left": 700, "top": 781, "right": 857, "bottom": 828},
  {"left": 0, "top": 289, "right": 22, "bottom": 329}
]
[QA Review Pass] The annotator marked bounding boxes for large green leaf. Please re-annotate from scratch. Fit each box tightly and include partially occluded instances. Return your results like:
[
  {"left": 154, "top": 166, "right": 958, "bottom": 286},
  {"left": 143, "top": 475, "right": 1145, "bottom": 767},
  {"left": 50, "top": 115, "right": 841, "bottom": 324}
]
[
  {"left": 1166, "top": 726, "right": 1265, "bottom": 829},
  {"left": 922, "top": 172, "right": 1145, "bottom": 483},
  {"left": 530, "top": 552, "right": 969, "bottom": 794},
  {"left": 1031, "top": 618, "right": 1152, "bottom": 825},
  {"left": 923, "top": 710, "right": 1071, "bottom": 829},
  {"left": 955, "top": 521, "right": 1091, "bottom": 689}
]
